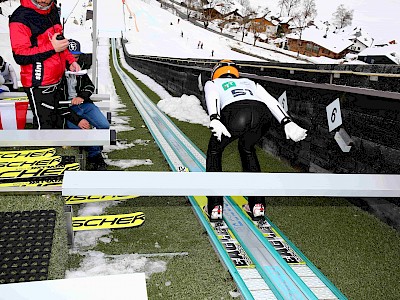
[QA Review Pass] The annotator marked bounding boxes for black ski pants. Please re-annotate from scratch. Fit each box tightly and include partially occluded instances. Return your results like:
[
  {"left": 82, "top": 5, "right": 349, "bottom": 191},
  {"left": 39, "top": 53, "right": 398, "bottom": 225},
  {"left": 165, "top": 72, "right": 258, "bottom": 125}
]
[
  {"left": 24, "top": 81, "right": 66, "bottom": 129},
  {"left": 206, "top": 100, "right": 273, "bottom": 213}
]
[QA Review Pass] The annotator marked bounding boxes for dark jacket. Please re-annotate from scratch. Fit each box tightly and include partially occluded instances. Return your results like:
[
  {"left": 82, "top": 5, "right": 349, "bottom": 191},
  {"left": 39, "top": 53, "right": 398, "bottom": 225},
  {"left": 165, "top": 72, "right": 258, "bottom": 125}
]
[{"left": 65, "top": 72, "right": 95, "bottom": 104}]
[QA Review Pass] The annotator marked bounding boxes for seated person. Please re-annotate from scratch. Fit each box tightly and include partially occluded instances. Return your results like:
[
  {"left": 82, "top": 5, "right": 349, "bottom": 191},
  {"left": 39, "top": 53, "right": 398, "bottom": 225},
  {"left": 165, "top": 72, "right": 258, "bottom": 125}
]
[
  {"left": 65, "top": 39, "right": 109, "bottom": 171},
  {"left": 0, "top": 74, "right": 10, "bottom": 93},
  {"left": 0, "top": 56, "right": 19, "bottom": 92}
]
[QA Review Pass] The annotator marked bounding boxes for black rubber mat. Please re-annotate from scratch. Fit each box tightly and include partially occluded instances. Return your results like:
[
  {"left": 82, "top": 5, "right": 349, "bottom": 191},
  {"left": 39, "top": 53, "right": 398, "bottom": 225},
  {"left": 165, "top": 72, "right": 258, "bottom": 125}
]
[{"left": 0, "top": 210, "right": 56, "bottom": 284}]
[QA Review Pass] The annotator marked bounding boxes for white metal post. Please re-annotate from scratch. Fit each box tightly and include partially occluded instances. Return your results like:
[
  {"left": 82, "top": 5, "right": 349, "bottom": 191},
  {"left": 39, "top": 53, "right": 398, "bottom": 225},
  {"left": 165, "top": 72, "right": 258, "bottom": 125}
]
[{"left": 92, "top": 0, "right": 98, "bottom": 92}]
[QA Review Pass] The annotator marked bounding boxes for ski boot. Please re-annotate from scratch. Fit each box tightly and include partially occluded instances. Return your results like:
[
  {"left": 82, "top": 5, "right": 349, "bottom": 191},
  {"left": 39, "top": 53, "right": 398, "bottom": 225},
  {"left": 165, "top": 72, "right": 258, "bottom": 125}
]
[
  {"left": 243, "top": 203, "right": 265, "bottom": 221},
  {"left": 204, "top": 205, "right": 223, "bottom": 222},
  {"left": 86, "top": 153, "right": 107, "bottom": 171}
]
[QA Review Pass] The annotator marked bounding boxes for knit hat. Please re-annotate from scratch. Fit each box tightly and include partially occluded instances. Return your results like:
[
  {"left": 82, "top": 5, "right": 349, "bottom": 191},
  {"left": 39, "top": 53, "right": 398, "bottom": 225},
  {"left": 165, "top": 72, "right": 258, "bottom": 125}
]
[{"left": 68, "top": 39, "right": 83, "bottom": 55}]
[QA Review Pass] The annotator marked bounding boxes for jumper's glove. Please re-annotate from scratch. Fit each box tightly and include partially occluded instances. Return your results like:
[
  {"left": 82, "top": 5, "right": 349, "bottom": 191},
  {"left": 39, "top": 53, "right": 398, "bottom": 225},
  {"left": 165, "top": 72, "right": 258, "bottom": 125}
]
[
  {"left": 284, "top": 122, "right": 307, "bottom": 142},
  {"left": 209, "top": 119, "right": 231, "bottom": 141},
  {"left": 0, "top": 88, "right": 5, "bottom": 93}
]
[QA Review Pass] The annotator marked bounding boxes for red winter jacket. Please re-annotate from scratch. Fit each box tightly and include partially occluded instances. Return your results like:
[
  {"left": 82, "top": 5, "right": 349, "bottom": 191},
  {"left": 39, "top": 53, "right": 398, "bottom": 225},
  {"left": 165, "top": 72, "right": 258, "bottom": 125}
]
[{"left": 9, "top": 0, "right": 75, "bottom": 87}]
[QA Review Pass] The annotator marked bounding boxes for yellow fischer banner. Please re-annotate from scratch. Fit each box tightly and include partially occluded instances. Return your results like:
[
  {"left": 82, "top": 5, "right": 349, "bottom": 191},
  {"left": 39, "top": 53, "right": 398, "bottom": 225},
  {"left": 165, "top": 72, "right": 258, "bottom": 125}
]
[
  {"left": 0, "top": 148, "right": 56, "bottom": 159},
  {"left": 0, "top": 179, "right": 62, "bottom": 187},
  {"left": 64, "top": 195, "right": 138, "bottom": 205},
  {"left": 2, "top": 96, "right": 29, "bottom": 101},
  {"left": 72, "top": 212, "right": 145, "bottom": 231},
  {"left": 0, "top": 156, "right": 62, "bottom": 170},
  {"left": 0, "top": 163, "right": 79, "bottom": 180}
]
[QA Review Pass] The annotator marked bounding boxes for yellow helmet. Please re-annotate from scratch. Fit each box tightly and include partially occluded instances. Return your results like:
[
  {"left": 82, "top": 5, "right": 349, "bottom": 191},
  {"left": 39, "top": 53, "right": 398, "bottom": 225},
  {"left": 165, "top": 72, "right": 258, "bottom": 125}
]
[{"left": 211, "top": 59, "right": 239, "bottom": 80}]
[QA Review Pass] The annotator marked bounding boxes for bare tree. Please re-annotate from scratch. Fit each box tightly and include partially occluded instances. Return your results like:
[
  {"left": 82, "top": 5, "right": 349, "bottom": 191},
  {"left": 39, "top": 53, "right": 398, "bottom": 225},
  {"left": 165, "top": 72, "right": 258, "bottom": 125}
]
[
  {"left": 237, "top": 2, "right": 254, "bottom": 42},
  {"left": 248, "top": 18, "right": 266, "bottom": 46},
  {"left": 217, "top": 0, "right": 234, "bottom": 15},
  {"left": 237, "top": 0, "right": 250, "bottom": 6},
  {"left": 278, "top": 0, "right": 301, "bottom": 17},
  {"left": 292, "top": 0, "right": 317, "bottom": 58},
  {"left": 333, "top": 4, "right": 354, "bottom": 29},
  {"left": 183, "top": 0, "right": 197, "bottom": 19},
  {"left": 200, "top": 0, "right": 218, "bottom": 28}
]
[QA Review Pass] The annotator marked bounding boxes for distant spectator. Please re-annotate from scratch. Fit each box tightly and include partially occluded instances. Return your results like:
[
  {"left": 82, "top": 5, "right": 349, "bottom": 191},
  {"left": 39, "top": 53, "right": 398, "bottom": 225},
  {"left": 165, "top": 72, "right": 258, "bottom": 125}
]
[
  {"left": 181, "top": 31, "right": 183, "bottom": 37},
  {"left": 200, "top": 42, "right": 203, "bottom": 49},
  {"left": 177, "top": 18, "right": 180, "bottom": 24},
  {"left": 0, "top": 56, "right": 18, "bottom": 92},
  {"left": 211, "top": 50, "right": 214, "bottom": 57},
  {"left": 9, "top": 0, "right": 84, "bottom": 129},
  {"left": 64, "top": 39, "right": 109, "bottom": 171}
]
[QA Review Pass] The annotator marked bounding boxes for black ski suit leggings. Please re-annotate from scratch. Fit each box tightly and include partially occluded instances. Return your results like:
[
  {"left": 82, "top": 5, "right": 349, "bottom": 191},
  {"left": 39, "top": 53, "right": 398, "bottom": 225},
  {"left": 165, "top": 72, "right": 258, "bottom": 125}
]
[{"left": 206, "top": 100, "right": 273, "bottom": 213}]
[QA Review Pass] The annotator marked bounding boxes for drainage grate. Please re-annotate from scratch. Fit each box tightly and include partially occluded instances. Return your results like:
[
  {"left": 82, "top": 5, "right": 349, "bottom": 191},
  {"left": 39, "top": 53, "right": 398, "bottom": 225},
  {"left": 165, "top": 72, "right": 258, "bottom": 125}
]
[{"left": 0, "top": 210, "right": 56, "bottom": 284}]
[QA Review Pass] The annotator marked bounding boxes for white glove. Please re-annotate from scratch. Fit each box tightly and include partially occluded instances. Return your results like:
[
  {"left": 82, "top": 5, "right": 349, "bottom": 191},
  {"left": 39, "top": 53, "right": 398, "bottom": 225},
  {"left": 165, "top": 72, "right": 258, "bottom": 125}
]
[
  {"left": 209, "top": 119, "right": 231, "bottom": 141},
  {"left": 284, "top": 122, "right": 307, "bottom": 142}
]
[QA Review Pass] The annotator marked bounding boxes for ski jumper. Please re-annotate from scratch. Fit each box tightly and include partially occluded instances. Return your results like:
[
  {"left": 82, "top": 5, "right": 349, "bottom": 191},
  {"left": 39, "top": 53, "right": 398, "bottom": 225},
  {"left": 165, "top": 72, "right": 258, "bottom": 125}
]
[{"left": 205, "top": 78, "right": 291, "bottom": 213}]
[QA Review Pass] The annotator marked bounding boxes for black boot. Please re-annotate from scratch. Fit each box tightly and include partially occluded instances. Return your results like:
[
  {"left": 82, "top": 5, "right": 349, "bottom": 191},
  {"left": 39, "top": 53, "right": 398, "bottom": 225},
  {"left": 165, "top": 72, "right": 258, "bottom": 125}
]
[{"left": 86, "top": 153, "right": 107, "bottom": 171}]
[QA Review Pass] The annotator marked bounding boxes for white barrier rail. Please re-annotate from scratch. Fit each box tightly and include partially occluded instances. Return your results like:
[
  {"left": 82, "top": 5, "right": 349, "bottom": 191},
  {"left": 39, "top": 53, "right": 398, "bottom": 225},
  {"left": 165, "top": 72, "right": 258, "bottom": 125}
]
[
  {"left": 1, "top": 92, "right": 111, "bottom": 123},
  {"left": 0, "top": 92, "right": 110, "bottom": 101},
  {"left": 62, "top": 171, "right": 400, "bottom": 197},
  {"left": 0, "top": 129, "right": 116, "bottom": 147},
  {"left": 0, "top": 273, "right": 148, "bottom": 300}
]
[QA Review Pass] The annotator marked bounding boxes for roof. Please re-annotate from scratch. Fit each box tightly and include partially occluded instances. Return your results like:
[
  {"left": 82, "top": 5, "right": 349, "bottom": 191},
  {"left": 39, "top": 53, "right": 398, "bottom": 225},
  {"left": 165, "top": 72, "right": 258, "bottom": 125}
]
[
  {"left": 335, "top": 26, "right": 374, "bottom": 47},
  {"left": 358, "top": 44, "right": 400, "bottom": 64},
  {"left": 278, "top": 16, "right": 292, "bottom": 24},
  {"left": 287, "top": 27, "right": 353, "bottom": 54}
]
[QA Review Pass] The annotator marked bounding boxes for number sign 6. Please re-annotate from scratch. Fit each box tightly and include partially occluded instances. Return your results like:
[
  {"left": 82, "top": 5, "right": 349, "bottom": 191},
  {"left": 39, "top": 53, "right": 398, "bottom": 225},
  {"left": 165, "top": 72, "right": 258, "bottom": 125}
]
[{"left": 326, "top": 98, "right": 342, "bottom": 132}]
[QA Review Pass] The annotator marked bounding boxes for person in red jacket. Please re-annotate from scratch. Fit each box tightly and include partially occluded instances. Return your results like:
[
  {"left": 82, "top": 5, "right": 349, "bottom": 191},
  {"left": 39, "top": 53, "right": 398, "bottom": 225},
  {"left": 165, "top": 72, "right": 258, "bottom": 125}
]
[{"left": 9, "top": 0, "right": 89, "bottom": 130}]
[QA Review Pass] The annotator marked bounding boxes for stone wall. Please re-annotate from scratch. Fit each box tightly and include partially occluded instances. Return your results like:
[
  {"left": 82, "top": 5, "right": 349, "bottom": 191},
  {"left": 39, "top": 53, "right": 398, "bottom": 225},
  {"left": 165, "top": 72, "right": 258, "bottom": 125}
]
[{"left": 122, "top": 45, "right": 400, "bottom": 176}]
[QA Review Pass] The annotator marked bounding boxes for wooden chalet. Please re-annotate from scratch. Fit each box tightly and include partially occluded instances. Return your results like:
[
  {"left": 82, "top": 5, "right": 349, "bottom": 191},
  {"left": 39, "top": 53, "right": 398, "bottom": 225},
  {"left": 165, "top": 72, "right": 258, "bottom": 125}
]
[{"left": 286, "top": 28, "right": 352, "bottom": 59}]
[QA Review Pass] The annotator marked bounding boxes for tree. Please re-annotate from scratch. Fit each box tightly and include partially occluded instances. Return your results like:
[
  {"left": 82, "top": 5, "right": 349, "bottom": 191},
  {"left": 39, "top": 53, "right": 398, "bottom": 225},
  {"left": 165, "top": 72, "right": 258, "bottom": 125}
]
[
  {"left": 278, "top": 0, "right": 301, "bottom": 17},
  {"left": 292, "top": 0, "right": 317, "bottom": 58},
  {"left": 200, "top": 0, "right": 218, "bottom": 28},
  {"left": 183, "top": 0, "right": 197, "bottom": 20},
  {"left": 237, "top": 2, "right": 254, "bottom": 42},
  {"left": 248, "top": 18, "right": 266, "bottom": 46},
  {"left": 333, "top": 4, "right": 354, "bottom": 29}
]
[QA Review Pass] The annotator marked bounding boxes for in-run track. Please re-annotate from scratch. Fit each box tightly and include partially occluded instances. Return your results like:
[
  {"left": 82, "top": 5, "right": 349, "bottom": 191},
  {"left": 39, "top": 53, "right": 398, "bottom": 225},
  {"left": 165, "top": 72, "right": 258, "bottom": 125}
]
[{"left": 111, "top": 38, "right": 346, "bottom": 300}]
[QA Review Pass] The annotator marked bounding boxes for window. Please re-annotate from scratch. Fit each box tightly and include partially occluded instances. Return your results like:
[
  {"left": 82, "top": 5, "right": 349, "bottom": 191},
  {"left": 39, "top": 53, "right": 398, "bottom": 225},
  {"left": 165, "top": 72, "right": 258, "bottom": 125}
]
[
  {"left": 306, "top": 43, "right": 312, "bottom": 51},
  {"left": 313, "top": 45, "right": 320, "bottom": 53}
]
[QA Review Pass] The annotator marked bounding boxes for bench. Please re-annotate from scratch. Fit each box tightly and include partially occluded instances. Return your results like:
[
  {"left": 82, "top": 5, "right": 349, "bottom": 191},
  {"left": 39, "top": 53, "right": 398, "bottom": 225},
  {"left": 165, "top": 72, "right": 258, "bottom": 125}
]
[
  {"left": 0, "top": 92, "right": 111, "bottom": 102},
  {"left": 62, "top": 171, "right": 400, "bottom": 197},
  {"left": 0, "top": 273, "right": 148, "bottom": 300},
  {"left": 0, "top": 129, "right": 116, "bottom": 147},
  {"left": 0, "top": 92, "right": 111, "bottom": 122}
]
